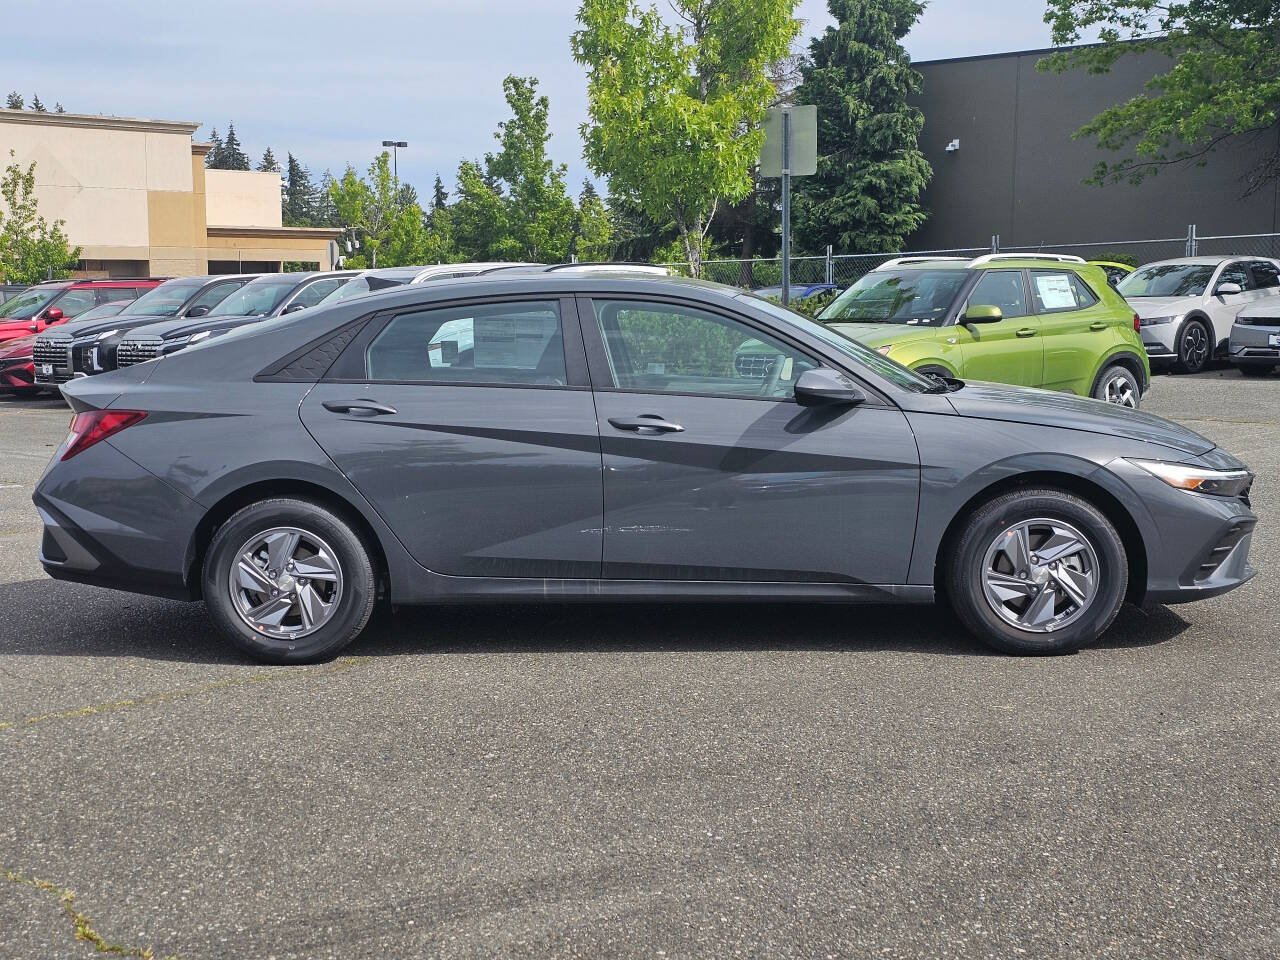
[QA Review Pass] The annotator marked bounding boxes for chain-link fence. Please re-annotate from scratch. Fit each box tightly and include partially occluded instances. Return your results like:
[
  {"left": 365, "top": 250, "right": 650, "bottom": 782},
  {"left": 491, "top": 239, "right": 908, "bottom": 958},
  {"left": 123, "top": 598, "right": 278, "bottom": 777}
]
[{"left": 661, "top": 229, "right": 1280, "bottom": 291}]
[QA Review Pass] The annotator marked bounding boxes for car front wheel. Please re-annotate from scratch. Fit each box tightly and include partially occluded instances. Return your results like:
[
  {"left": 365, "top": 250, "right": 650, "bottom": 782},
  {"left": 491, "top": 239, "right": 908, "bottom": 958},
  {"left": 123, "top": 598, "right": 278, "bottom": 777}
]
[
  {"left": 1092, "top": 364, "right": 1141, "bottom": 408},
  {"left": 945, "top": 488, "right": 1128, "bottom": 655},
  {"left": 1174, "top": 318, "right": 1211, "bottom": 374},
  {"left": 203, "top": 497, "right": 377, "bottom": 664}
]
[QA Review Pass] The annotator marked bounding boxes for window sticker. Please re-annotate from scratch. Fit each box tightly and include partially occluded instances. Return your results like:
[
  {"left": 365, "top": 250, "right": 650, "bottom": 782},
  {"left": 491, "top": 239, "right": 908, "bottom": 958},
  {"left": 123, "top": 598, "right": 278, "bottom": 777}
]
[{"left": 1035, "top": 275, "right": 1076, "bottom": 310}]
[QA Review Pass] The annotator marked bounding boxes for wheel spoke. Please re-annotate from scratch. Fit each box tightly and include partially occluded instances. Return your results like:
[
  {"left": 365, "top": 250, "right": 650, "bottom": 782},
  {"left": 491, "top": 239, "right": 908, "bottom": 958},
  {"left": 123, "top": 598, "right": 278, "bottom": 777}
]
[
  {"left": 236, "top": 559, "right": 274, "bottom": 594},
  {"left": 265, "top": 530, "right": 300, "bottom": 572},
  {"left": 293, "top": 550, "right": 339, "bottom": 582},
  {"left": 296, "top": 583, "right": 330, "bottom": 630},
  {"left": 1037, "top": 528, "right": 1087, "bottom": 564},
  {"left": 999, "top": 525, "right": 1032, "bottom": 573},
  {"left": 1051, "top": 565, "right": 1092, "bottom": 609},
  {"left": 1018, "top": 585, "right": 1057, "bottom": 627},
  {"left": 245, "top": 594, "right": 294, "bottom": 628},
  {"left": 985, "top": 570, "right": 1038, "bottom": 602}
]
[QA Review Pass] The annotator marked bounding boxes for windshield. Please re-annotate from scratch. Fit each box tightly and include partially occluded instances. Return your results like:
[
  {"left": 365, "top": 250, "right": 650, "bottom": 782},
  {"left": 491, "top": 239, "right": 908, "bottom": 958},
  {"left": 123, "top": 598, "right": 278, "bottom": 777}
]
[
  {"left": 0, "top": 287, "right": 61, "bottom": 320},
  {"left": 121, "top": 280, "right": 204, "bottom": 317},
  {"left": 1117, "top": 263, "right": 1215, "bottom": 298},
  {"left": 818, "top": 269, "right": 969, "bottom": 325},
  {"left": 739, "top": 294, "right": 940, "bottom": 393},
  {"left": 207, "top": 279, "right": 297, "bottom": 317}
]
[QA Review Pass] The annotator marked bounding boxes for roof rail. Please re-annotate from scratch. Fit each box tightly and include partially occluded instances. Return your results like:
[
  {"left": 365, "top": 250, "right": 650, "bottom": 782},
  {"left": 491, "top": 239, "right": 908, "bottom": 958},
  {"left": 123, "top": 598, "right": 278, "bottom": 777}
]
[
  {"left": 968, "top": 253, "right": 1086, "bottom": 266},
  {"left": 873, "top": 256, "right": 970, "bottom": 270},
  {"left": 543, "top": 262, "right": 671, "bottom": 275}
]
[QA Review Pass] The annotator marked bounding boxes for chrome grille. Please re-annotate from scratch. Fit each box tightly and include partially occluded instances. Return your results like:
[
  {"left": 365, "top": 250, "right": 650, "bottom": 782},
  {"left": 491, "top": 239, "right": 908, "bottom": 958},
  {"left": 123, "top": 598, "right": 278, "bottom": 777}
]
[
  {"left": 115, "top": 337, "right": 162, "bottom": 367},
  {"left": 734, "top": 354, "right": 777, "bottom": 378},
  {"left": 32, "top": 338, "right": 72, "bottom": 382}
]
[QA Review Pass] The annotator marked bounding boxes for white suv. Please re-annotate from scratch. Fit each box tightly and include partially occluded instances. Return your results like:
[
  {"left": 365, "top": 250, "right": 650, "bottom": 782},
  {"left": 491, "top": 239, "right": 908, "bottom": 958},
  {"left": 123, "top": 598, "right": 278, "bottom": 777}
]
[{"left": 1116, "top": 256, "right": 1280, "bottom": 373}]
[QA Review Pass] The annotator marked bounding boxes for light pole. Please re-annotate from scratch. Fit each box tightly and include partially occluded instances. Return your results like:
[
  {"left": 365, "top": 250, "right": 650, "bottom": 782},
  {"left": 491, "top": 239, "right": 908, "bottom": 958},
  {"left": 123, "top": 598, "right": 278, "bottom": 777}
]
[{"left": 381, "top": 140, "right": 408, "bottom": 186}]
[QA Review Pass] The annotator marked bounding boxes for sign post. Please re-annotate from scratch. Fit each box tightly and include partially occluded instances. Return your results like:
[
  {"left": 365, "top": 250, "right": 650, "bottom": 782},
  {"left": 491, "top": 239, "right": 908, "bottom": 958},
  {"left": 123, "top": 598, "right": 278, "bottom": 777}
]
[{"left": 759, "top": 105, "right": 817, "bottom": 305}]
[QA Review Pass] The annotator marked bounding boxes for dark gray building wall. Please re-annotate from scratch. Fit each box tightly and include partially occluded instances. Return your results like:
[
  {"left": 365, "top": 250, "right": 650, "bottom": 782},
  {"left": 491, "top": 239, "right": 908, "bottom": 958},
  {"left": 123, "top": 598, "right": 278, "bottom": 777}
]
[{"left": 908, "top": 48, "right": 1280, "bottom": 250}]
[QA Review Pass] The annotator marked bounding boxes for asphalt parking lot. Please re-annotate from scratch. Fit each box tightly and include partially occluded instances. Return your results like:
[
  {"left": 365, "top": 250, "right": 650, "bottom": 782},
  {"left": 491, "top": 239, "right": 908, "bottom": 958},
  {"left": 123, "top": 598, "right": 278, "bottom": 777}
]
[{"left": 0, "top": 371, "right": 1276, "bottom": 960}]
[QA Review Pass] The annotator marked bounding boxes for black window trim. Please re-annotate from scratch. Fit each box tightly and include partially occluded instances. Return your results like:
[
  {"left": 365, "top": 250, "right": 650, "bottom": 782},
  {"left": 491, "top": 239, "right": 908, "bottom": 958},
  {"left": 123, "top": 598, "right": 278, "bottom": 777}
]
[
  {"left": 575, "top": 292, "right": 892, "bottom": 406},
  {"left": 1214, "top": 259, "right": 1254, "bottom": 293},
  {"left": 319, "top": 293, "right": 592, "bottom": 390}
]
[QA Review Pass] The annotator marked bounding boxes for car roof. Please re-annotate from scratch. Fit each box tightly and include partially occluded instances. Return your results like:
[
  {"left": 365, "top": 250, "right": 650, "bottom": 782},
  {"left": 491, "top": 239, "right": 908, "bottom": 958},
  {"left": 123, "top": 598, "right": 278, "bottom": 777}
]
[
  {"left": 1138, "top": 256, "right": 1241, "bottom": 267},
  {"left": 334, "top": 272, "right": 732, "bottom": 308},
  {"left": 244, "top": 271, "right": 359, "bottom": 285}
]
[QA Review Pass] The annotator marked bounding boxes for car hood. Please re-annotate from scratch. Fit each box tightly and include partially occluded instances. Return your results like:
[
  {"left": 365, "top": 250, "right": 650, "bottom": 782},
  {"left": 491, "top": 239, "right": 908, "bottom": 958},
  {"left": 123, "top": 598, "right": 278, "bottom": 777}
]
[
  {"left": 0, "top": 319, "right": 39, "bottom": 342},
  {"left": 946, "top": 381, "right": 1216, "bottom": 456},
  {"left": 1128, "top": 296, "right": 1197, "bottom": 317},
  {"left": 828, "top": 321, "right": 938, "bottom": 348},
  {"left": 46, "top": 313, "right": 177, "bottom": 341},
  {"left": 0, "top": 333, "right": 37, "bottom": 359},
  {"left": 122, "top": 314, "right": 265, "bottom": 340}
]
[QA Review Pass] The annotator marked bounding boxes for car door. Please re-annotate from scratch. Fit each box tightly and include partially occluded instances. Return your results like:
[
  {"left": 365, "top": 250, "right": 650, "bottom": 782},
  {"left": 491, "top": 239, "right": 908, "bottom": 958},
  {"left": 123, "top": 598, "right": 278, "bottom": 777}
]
[
  {"left": 300, "top": 295, "right": 604, "bottom": 578},
  {"left": 579, "top": 295, "right": 920, "bottom": 584},
  {"left": 39, "top": 288, "right": 97, "bottom": 331},
  {"left": 953, "top": 269, "right": 1043, "bottom": 386},
  {"left": 1204, "top": 261, "right": 1254, "bottom": 347},
  {"left": 1030, "top": 268, "right": 1114, "bottom": 393}
]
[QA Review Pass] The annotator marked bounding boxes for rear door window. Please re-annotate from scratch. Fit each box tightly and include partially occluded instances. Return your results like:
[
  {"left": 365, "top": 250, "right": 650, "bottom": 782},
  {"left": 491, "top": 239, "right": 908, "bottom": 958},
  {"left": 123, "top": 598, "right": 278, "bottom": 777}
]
[
  {"left": 1030, "top": 271, "right": 1096, "bottom": 313},
  {"left": 55, "top": 289, "right": 99, "bottom": 318}
]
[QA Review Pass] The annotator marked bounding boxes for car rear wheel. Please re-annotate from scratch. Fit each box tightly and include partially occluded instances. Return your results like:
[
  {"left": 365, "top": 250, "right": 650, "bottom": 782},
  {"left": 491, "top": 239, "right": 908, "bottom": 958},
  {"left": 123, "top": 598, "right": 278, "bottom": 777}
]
[
  {"left": 1239, "top": 365, "right": 1275, "bottom": 377},
  {"left": 945, "top": 488, "right": 1128, "bottom": 655},
  {"left": 203, "top": 498, "right": 376, "bottom": 664},
  {"left": 1174, "top": 318, "right": 1211, "bottom": 374},
  {"left": 1091, "top": 364, "right": 1141, "bottom": 408}
]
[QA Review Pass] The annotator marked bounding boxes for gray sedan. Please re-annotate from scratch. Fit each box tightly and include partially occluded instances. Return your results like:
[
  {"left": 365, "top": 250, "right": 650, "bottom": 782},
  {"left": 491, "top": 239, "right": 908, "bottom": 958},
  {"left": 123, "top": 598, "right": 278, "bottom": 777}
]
[{"left": 34, "top": 274, "right": 1258, "bottom": 663}]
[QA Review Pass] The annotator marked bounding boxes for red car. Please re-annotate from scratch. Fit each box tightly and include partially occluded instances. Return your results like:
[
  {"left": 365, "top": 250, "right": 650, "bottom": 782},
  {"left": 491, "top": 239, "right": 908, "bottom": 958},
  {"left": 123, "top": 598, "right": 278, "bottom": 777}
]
[
  {"left": 0, "top": 333, "right": 38, "bottom": 395},
  {"left": 0, "top": 278, "right": 164, "bottom": 345}
]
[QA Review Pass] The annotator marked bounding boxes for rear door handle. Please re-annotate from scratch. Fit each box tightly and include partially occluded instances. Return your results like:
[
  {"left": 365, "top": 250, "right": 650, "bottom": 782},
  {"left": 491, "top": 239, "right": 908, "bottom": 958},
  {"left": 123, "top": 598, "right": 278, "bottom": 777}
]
[
  {"left": 608, "top": 415, "right": 684, "bottom": 434},
  {"left": 1089, "top": 321, "right": 1108, "bottom": 331},
  {"left": 1016, "top": 328, "right": 1038, "bottom": 338},
  {"left": 322, "top": 400, "right": 398, "bottom": 416}
]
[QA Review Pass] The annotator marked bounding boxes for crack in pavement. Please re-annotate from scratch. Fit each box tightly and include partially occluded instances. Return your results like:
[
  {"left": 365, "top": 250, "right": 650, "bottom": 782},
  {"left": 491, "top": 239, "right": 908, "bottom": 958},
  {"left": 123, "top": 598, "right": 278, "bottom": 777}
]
[
  {"left": 5, "top": 867, "right": 181, "bottom": 959},
  {"left": 0, "top": 656, "right": 365, "bottom": 734}
]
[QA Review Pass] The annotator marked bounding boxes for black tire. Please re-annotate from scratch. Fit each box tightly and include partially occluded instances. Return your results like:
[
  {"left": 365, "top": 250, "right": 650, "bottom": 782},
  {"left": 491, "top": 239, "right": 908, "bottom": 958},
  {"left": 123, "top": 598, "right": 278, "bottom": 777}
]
[
  {"left": 202, "top": 497, "right": 377, "bottom": 664},
  {"left": 1238, "top": 365, "right": 1275, "bottom": 377},
  {"left": 1091, "top": 363, "right": 1141, "bottom": 408},
  {"left": 1173, "top": 318, "right": 1212, "bottom": 374},
  {"left": 945, "top": 488, "right": 1128, "bottom": 655}
]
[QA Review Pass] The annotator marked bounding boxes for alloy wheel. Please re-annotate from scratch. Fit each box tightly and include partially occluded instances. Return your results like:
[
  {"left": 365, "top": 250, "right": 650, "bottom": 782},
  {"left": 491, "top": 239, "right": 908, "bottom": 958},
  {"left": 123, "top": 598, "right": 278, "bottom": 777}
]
[
  {"left": 1181, "top": 323, "right": 1209, "bottom": 370},
  {"left": 980, "top": 518, "right": 1099, "bottom": 633},
  {"left": 229, "top": 526, "right": 344, "bottom": 639},
  {"left": 1101, "top": 373, "right": 1138, "bottom": 408}
]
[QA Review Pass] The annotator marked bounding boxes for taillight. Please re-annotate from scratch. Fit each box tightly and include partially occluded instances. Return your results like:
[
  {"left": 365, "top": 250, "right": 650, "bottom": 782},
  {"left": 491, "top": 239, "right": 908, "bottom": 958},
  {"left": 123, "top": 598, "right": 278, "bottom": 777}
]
[
  {"left": 61, "top": 410, "right": 147, "bottom": 460},
  {"left": 1133, "top": 312, "right": 1141, "bottom": 333}
]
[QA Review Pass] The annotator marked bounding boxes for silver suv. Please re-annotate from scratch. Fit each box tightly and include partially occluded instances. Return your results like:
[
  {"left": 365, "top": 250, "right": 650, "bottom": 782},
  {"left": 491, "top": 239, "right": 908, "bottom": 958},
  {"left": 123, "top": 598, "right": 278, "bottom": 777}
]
[{"left": 1229, "top": 301, "right": 1280, "bottom": 377}]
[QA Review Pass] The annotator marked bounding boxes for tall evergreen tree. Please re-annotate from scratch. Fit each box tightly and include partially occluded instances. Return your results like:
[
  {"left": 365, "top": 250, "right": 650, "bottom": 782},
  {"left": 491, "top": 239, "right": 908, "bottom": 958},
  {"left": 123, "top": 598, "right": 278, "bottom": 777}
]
[
  {"left": 220, "top": 123, "right": 250, "bottom": 170},
  {"left": 256, "top": 147, "right": 280, "bottom": 173},
  {"left": 54, "top": 102, "right": 65, "bottom": 114},
  {"left": 5, "top": 92, "right": 23, "bottom": 109},
  {"left": 30, "top": 93, "right": 45, "bottom": 112},
  {"left": 793, "top": 0, "right": 932, "bottom": 253},
  {"left": 314, "top": 169, "right": 339, "bottom": 225},
  {"left": 282, "top": 153, "right": 316, "bottom": 226},
  {"left": 206, "top": 128, "right": 223, "bottom": 168},
  {"left": 431, "top": 174, "right": 449, "bottom": 212}
]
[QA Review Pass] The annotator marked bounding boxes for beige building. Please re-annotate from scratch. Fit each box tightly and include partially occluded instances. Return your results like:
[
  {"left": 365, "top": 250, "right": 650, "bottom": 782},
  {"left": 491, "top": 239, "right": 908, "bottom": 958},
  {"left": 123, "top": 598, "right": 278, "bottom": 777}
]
[{"left": 0, "top": 107, "right": 340, "bottom": 277}]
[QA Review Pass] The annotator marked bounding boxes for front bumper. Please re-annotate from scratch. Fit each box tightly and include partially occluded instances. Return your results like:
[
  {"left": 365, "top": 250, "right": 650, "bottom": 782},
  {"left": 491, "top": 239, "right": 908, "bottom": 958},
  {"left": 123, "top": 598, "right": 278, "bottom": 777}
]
[
  {"left": 1228, "top": 324, "right": 1280, "bottom": 366},
  {"left": 0, "top": 356, "right": 35, "bottom": 389}
]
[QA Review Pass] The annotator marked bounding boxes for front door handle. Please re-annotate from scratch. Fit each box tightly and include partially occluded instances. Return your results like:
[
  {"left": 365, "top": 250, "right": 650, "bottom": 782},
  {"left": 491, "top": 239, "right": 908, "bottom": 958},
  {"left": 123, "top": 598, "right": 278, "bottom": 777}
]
[
  {"left": 608, "top": 414, "right": 684, "bottom": 434},
  {"left": 322, "top": 399, "right": 398, "bottom": 416},
  {"left": 1016, "top": 327, "right": 1038, "bottom": 338},
  {"left": 1089, "top": 321, "right": 1108, "bottom": 331}
]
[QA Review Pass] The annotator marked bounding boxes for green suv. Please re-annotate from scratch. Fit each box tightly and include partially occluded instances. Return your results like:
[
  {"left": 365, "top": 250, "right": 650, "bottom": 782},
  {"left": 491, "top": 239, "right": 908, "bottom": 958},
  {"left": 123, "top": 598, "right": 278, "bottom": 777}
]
[{"left": 808, "top": 254, "right": 1150, "bottom": 407}]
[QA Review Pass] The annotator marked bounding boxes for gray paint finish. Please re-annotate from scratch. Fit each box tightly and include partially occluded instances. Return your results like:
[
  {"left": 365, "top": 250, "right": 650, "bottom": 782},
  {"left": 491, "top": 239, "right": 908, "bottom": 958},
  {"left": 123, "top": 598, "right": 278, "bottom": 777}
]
[{"left": 910, "top": 48, "right": 1280, "bottom": 250}]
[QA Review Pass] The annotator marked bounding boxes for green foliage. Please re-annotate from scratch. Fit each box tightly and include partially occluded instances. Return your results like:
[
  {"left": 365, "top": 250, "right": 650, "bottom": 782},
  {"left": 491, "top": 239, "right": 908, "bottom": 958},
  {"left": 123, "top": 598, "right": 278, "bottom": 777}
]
[
  {"left": 329, "top": 152, "right": 409, "bottom": 267},
  {"left": 452, "top": 159, "right": 515, "bottom": 260},
  {"left": 257, "top": 147, "right": 279, "bottom": 173},
  {"left": 768, "top": 288, "right": 840, "bottom": 317},
  {"left": 5, "top": 92, "right": 22, "bottom": 110},
  {"left": 205, "top": 128, "right": 223, "bottom": 169},
  {"left": 0, "top": 151, "right": 81, "bottom": 283},
  {"left": 29, "top": 93, "right": 45, "bottom": 113},
  {"left": 282, "top": 153, "right": 316, "bottom": 226},
  {"left": 573, "top": 182, "right": 614, "bottom": 262},
  {"left": 431, "top": 175, "right": 449, "bottom": 212},
  {"left": 573, "top": 0, "right": 799, "bottom": 277},
  {"left": 207, "top": 122, "right": 250, "bottom": 170},
  {"left": 1092, "top": 251, "right": 1140, "bottom": 267},
  {"left": 615, "top": 307, "right": 742, "bottom": 375},
  {"left": 793, "top": 0, "right": 931, "bottom": 253},
  {"left": 1040, "top": 1, "right": 1280, "bottom": 193}
]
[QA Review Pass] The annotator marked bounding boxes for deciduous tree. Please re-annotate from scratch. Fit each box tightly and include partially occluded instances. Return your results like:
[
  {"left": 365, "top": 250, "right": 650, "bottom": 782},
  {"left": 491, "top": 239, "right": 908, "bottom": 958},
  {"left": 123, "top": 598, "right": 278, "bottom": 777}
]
[
  {"left": 573, "top": 0, "right": 799, "bottom": 276},
  {"left": 1041, "top": 1, "right": 1280, "bottom": 194},
  {"left": 0, "top": 152, "right": 81, "bottom": 283}
]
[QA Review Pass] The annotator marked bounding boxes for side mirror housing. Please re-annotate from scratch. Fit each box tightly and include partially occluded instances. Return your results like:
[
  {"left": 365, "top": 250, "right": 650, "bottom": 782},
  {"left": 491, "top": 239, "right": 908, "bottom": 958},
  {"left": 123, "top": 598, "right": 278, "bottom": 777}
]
[
  {"left": 794, "top": 367, "right": 867, "bottom": 407},
  {"left": 963, "top": 304, "right": 1003, "bottom": 323},
  {"left": 1215, "top": 282, "right": 1243, "bottom": 296},
  {"left": 44, "top": 307, "right": 64, "bottom": 322},
  {"left": 281, "top": 303, "right": 307, "bottom": 315},
  {"left": 185, "top": 304, "right": 211, "bottom": 318}
]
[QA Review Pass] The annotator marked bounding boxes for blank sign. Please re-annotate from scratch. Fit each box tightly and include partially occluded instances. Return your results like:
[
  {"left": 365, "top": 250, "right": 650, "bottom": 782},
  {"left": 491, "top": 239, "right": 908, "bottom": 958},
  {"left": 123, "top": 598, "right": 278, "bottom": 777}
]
[{"left": 759, "top": 105, "right": 817, "bottom": 178}]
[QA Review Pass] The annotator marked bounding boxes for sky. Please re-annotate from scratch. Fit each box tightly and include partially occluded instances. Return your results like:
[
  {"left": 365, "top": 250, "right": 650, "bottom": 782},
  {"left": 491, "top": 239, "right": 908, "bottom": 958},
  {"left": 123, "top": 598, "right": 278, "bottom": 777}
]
[{"left": 4, "top": 0, "right": 1067, "bottom": 198}]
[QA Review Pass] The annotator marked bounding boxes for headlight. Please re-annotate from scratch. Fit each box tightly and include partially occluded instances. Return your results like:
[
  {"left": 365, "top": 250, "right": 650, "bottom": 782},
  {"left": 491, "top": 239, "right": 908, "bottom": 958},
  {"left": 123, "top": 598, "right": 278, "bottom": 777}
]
[
  {"left": 1128, "top": 458, "right": 1253, "bottom": 497},
  {"left": 95, "top": 328, "right": 120, "bottom": 341},
  {"left": 876, "top": 345, "right": 892, "bottom": 356},
  {"left": 1138, "top": 315, "right": 1176, "bottom": 326}
]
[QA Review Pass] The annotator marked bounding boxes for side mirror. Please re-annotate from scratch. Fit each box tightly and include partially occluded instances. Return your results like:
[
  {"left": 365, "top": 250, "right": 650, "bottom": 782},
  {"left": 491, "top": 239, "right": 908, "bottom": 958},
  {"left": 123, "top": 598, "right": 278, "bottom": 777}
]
[
  {"left": 963, "top": 304, "right": 1003, "bottom": 323},
  {"left": 1216, "top": 282, "right": 1243, "bottom": 296},
  {"left": 185, "top": 304, "right": 211, "bottom": 318},
  {"left": 794, "top": 368, "right": 867, "bottom": 407},
  {"left": 44, "top": 307, "right": 64, "bottom": 322},
  {"left": 281, "top": 303, "right": 307, "bottom": 314},
  {"left": 27, "top": 323, "right": 38, "bottom": 333}
]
